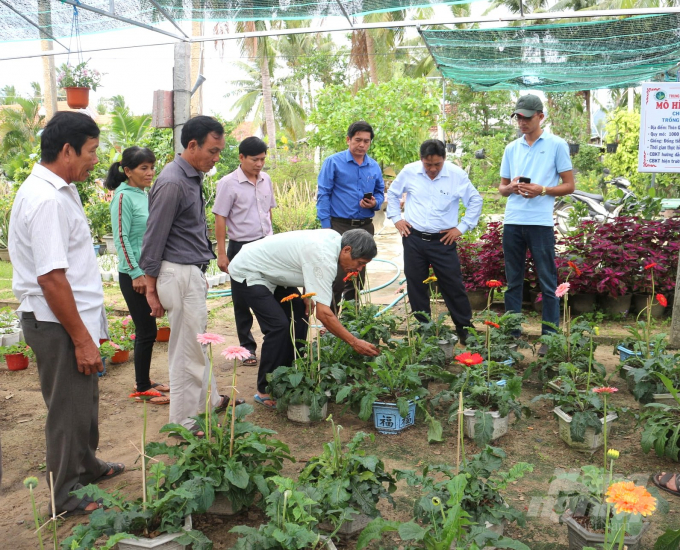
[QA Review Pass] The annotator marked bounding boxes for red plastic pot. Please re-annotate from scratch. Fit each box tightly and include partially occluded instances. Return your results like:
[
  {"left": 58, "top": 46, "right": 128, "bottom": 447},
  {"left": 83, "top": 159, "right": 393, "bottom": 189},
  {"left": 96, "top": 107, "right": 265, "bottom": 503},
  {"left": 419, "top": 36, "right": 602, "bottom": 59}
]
[
  {"left": 64, "top": 87, "right": 90, "bottom": 109},
  {"left": 5, "top": 353, "right": 28, "bottom": 371},
  {"left": 110, "top": 350, "right": 130, "bottom": 364},
  {"left": 156, "top": 327, "right": 171, "bottom": 342}
]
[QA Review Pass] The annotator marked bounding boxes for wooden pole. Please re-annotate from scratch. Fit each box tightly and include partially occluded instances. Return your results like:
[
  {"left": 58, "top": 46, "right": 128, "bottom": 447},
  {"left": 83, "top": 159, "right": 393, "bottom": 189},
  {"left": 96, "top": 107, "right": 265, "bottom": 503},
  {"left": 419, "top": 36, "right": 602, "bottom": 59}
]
[{"left": 173, "top": 42, "right": 191, "bottom": 154}]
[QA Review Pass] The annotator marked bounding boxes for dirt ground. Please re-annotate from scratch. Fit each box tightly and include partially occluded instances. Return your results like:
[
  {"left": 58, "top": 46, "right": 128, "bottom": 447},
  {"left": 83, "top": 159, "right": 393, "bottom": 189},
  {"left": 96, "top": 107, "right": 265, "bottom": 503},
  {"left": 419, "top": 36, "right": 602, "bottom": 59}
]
[{"left": 1, "top": 243, "right": 678, "bottom": 548}]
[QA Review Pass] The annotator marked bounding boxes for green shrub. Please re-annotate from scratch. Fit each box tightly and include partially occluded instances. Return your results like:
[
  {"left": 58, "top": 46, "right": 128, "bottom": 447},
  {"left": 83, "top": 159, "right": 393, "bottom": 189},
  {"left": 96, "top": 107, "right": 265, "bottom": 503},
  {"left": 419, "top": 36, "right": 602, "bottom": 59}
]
[{"left": 271, "top": 180, "right": 320, "bottom": 233}]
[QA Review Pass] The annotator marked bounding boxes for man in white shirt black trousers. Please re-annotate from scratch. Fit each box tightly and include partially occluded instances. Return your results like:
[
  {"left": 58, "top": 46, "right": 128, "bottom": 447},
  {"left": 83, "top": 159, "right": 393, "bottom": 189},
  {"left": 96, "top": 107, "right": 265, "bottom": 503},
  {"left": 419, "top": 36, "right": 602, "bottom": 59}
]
[{"left": 387, "top": 140, "right": 483, "bottom": 345}]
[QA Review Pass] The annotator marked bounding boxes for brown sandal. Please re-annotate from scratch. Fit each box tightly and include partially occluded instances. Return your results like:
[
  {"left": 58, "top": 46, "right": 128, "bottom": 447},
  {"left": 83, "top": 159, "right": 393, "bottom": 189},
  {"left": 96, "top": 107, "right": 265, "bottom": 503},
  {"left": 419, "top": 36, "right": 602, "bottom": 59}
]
[
  {"left": 135, "top": 392, "right": 170, "bottom": 405},
  {"left": 652, "top": 472, "right": 680, "bottom": 497},
  {"left": 134, "top": 381, "right": 170, "bottom": 393}
]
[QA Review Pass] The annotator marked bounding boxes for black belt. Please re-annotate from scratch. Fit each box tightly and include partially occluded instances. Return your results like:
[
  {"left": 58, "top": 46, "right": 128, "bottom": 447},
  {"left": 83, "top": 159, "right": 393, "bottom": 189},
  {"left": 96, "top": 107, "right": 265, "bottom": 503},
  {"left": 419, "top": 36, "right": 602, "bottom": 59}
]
[
  {"left": 409, "top": 228, "right": 441, "bottom": 242},
  {"left": 194, "top": 263, "right": 208, "bottom": 273},
  {"left": 331, "top": 216, "right": 373, "bottom": 227}
]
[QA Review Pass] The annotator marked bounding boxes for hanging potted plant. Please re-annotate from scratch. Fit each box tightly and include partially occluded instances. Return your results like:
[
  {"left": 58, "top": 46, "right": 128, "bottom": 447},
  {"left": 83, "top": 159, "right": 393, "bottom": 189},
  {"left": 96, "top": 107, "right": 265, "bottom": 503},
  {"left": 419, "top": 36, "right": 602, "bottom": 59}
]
[
  {"left": 0, "top": 341, "right": 34, "bottom": 371},
  {"left": 57, "top": 60, "right": 103, "bottom": 109}
]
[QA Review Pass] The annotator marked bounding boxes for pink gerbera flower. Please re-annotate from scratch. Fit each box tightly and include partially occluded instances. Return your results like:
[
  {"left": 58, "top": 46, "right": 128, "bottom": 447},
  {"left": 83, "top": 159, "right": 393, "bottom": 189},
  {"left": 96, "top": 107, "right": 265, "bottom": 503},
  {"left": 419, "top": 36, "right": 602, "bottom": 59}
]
[
  {"left": 222, "top": 346, "right": 251, "bottom": 361},
  {"left": 197, "top": 333, "right": 225, "bottom": 345},
  {"left": 555, "top": 282, "right": 570, "bottom": 298},
  {"left": 593, "top": 386, "right": 618, "bottom": 394}
]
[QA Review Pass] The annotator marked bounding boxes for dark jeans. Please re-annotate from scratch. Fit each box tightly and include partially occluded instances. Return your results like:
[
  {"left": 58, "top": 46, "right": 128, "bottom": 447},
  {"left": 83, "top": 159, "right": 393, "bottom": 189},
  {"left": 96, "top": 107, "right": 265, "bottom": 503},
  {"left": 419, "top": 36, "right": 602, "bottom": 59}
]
[
  {"left": 229, "top": 280, "right": 308, "bottom": 393},
  {"left": 227, "top": 239, "right": 261, "bottom": 355},
  {"left": 403, "top": 234, "right": 472, "bottom": 332},
  {"left": 330, "top": 218, "right": 374, "bottom": 312},
  {"left": 503, "top": 224, "right": 559, "bottom": 335},
  {"left": 119, "top": 272, "right": 157, "bottom": 392},
  {"left": 21, "top": 312, "right": 109, "bottom": 514}
]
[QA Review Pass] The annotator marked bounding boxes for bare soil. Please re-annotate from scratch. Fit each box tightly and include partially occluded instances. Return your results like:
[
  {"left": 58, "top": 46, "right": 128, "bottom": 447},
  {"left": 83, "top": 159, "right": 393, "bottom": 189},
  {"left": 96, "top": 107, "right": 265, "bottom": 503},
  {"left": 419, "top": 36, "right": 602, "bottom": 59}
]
[{"left": 0, "top": 262, "right": 677, "bottom": 549}]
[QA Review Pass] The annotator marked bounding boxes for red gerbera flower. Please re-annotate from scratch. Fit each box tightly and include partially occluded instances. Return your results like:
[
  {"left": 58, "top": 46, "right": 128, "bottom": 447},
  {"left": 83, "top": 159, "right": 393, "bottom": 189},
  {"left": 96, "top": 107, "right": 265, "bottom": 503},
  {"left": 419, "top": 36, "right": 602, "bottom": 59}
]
[
  {"left": 484, "top": 320, "right": 500, "bottom": 329},
  {"left": 567, "top": 261, "right": 582, "bottom": 277},
  {"left": 129, "top": 390, "right": 163, "bottom": 400},
  {"left": 486, "top": 280, "right": 502, "bottom": 288},
  {"left": 656, "top": 294, "right": 668, "bottom": 307},
  {"left": 455, "top": 352, "right": 484, "bottom": 366},
  {"left": 592, "top": 386, "right": 618, "bottom": 394},
  {"left": 644, "top": 262, "right": 657, "bottom": 270}
]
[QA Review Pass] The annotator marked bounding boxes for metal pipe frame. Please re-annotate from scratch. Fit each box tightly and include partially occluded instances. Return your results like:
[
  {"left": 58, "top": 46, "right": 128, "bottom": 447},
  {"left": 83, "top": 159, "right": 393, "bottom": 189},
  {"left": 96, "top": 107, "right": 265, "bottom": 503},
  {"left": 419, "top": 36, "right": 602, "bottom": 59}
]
[{"left": 0, "top": 0, "right": 70, "bottom": 51}]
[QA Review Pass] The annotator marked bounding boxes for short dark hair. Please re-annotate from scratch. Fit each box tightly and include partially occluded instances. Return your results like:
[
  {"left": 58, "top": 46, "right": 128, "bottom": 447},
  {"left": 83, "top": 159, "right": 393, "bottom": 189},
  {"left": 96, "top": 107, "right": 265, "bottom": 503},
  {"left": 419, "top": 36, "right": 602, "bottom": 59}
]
[
  {"left": 41, "top": 111, "right": 100, "bottom": 164},
  {"left": 239, "top": 136, "right": 268, "bottom": 157},
  {"left": 104, "top": 146, "right": 156, "bottom": 191},
  {"left": 347, "top": 121, "right": 374, "bottom": 141},
  {"left": 420, "top": 139, "right": 446, "bottom": 159},
  {"left": 341, "top": 229, "right": 378, "bottom": 260},
  {"left": 180, "top": 115, "right": 224, "bottom": 148}
]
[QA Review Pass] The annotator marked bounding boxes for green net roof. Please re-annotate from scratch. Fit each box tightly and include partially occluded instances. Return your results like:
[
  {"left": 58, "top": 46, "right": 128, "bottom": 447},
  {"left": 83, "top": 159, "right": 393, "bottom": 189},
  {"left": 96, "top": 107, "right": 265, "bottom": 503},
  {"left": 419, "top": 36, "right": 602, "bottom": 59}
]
[
  {"left": 0, "top": 0, "right": 462, "bottom": 43},
  {"left": 420, "top": 14, "right": 680, "bottom": 91}
]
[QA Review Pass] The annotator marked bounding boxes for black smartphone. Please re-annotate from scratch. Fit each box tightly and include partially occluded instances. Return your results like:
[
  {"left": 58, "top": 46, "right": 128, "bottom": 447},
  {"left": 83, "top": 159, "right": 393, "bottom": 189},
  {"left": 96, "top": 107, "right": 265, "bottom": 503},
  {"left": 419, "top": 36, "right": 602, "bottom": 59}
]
[
  {"left": 363, "top": 192, "right": 373, "bottom": 200},
  {"left": 518, "top": 177, "right": 531, "bottom": 183}
]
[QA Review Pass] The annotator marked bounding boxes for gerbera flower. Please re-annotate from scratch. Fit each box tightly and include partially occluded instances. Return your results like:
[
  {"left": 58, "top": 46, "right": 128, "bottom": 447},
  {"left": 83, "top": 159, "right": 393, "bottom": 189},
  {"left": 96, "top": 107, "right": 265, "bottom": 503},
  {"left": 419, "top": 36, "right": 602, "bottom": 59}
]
[
  {"left": 644, "top": 262, "right": 657, "bottom": 270},
  {"left": 129, "top": 390, "right": 163, "bottom": 400},
  {"left": 300, "top": 292, "right": 317, "bottom": 299},
  {"left": 656, "top": 294, "right": 668, "bottom": 307},
  {"left": 592, "top": 386, "right": 618, "bottom": 394},
  {"left": 423, "top": 276, "right": 438, "bottom": 284},
  {"left": 607, "top": 449, "right": 620, "bottom": 459},
  {"left": 221, "top": 346, "right": 251, "bottom": 361},
  {"left": 484, "top": 320, "right": 500, "bottom": 329},
  {"left": 605, "top": 481, "right": 656, "bottom": 516},
  {"left": 555, "top": 282, "right": 570, "bottom": 298},
  {"left": 280, "top": 293, "right": 300, "bottom": 303},
  {"left": 343, "top": 271, "right": 359, "bottom": 282},
  {"left": 455, "top": 352, "right": 484, "bottom": 366},
  {"left": 567, "top": 261, "right": 582, "bottom": 277},
  {"left": 486, "top": 280, "right": 502, "bottom": 288},
  {"left": 196, "top": 333, "right": 225, "bottom": 345}
]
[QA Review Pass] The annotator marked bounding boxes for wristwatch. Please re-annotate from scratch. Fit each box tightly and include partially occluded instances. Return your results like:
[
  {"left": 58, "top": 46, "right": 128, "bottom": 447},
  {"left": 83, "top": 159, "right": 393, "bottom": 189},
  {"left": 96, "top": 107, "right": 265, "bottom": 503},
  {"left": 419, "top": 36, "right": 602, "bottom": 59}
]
[{"left": 540, "top": 186, "right": 547, "bottom": 196}]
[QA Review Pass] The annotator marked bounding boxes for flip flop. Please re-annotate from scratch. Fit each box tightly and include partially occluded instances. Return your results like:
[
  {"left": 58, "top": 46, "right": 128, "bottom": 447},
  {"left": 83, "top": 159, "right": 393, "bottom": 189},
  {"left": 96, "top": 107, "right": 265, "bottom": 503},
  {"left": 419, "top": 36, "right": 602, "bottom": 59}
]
[
  {"left": 60, "top": 496, "right": 104, "bottom": 519},
  {"left": 135, "top": 392, "right": 170, "bottom": 405},
  {"left": 214, "top": 394, "right": 246, "bottom": 413},
  {"left": 652, "top": 472, "right": 680, "bottom": 497},
  {"left": 242, "top": 354, "right": 258, "bottom": 367},
  {"left": 96, "top": 462, "right": 125, "bottom": 483},
  {"left": 254, "top": 394, "right": 277, "bottom": 409},
  {"left": 134, "top": 381, "right": 170, "bottom": 393}
]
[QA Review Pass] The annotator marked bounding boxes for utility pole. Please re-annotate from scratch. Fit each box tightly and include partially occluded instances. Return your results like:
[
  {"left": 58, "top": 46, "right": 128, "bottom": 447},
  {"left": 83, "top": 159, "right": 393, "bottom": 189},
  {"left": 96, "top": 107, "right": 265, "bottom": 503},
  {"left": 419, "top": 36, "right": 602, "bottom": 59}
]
[
  {"left": 173, "top": 42, "right": 191, "bottom": 153},
  {"left": 38, "top": 0, "right": 57, "bottom": 118}
]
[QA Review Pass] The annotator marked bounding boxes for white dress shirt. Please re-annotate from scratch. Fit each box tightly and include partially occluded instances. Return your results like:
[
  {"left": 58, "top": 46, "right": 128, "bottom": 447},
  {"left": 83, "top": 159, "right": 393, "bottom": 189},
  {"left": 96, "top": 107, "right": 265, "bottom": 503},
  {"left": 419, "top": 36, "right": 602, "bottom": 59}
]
[
  {"left": 386, "top": 160, "right": 483, "bottom": 234},
  {"left": 9, "top": 164, "right": 107, "bottom": 345},
  {"left": 228, "top": 229, "right": 341, "bottom": 307}
]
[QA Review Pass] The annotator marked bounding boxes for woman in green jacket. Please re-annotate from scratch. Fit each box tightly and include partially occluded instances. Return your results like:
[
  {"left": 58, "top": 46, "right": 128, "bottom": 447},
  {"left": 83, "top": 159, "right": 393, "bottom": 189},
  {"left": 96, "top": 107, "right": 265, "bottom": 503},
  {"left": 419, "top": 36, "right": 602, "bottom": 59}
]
[{"left": 106, "top": 147, "right": 169, "bottom": 405}]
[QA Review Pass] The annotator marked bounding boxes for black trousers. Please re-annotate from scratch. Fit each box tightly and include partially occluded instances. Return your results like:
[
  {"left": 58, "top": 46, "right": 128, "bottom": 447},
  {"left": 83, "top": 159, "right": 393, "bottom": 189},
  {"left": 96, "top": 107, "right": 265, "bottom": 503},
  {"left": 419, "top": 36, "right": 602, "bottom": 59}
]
[
  {"left": 119, "top": 272, "right": 157, "bottom": 392},
  {"left": 21, "top": 312, "right": 109, "bottom": 514},
  {"left": 330, "top": 218, "right": 374, "bottom": 312},
  {"left": 229, "top": 280, "right": 308, "bottom": 393},
  {"left": 227, "top": 239, "right": 260, "bottom": 355},
  {"left": 403, "top": 234, "right": 472, "bottom": 331}
]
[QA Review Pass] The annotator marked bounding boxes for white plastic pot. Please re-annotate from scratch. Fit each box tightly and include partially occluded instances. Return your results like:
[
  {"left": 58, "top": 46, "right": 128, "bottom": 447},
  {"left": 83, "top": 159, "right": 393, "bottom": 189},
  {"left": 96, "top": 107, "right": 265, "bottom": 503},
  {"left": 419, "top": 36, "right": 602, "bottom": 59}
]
[
  {"left": 554, "top": 406, "right": 618, "bottom": 452},
  {"left": 463, "top": 409, "right": 509, "bottom": 442},
  {"left": 287, "top": 402, "right": 328, "bottom": 423},
  {"left": 116, "top": 516, "right": 192, "bottom": 549}
]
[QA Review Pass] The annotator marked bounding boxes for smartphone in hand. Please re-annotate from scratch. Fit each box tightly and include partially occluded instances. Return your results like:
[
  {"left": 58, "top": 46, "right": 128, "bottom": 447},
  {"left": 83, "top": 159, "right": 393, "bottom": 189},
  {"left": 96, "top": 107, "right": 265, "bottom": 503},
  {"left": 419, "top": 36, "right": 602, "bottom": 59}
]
[
  {"left": 518, "top": 177, "right": 531, "bottom": 183},
  {"left": 363, "top": 192, "right": 373, "bottom": 200}
]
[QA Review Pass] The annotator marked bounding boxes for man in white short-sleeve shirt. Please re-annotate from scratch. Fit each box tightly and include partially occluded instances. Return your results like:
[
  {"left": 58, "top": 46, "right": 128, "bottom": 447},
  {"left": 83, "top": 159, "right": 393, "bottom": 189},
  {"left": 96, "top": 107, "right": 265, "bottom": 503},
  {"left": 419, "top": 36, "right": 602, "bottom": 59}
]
[
  {"left": 9, "top": 112, "right": 124, "bottom": 517},
  {"left": 228, "top": 228, "right": 380, "bottom": 407}
]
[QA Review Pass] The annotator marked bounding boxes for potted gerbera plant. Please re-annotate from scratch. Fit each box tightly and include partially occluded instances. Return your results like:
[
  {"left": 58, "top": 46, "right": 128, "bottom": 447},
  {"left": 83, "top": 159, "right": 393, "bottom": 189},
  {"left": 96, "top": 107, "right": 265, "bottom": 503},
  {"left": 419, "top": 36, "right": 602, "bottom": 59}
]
[{"left": 57, "top": 60, "right": 103, "bottom": 108}]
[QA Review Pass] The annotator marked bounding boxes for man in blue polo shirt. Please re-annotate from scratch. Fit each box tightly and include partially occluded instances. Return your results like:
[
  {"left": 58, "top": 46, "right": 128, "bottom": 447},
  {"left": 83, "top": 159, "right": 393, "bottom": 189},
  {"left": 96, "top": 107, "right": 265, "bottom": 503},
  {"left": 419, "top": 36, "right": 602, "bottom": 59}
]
[
  {"left": 499, "top": 94, "right": 575, "bottom": 355},
  {"left": 317, "top": 121, "right": 385, "bottom": 309}
]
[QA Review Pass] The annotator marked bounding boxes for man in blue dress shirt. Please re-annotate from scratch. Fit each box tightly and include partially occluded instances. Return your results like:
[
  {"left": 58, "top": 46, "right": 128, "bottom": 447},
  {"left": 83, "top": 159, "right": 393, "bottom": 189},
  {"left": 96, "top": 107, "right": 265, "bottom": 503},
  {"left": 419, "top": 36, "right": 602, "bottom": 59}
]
[
  {"left": 387, "top": 139, "right": 483, "bottom": 345},
  {"left": 317, "top": 121, "right": 385, "bottom": 310},
  {"left": 499, "top": 94, "right": 575, "bottom": 355}
]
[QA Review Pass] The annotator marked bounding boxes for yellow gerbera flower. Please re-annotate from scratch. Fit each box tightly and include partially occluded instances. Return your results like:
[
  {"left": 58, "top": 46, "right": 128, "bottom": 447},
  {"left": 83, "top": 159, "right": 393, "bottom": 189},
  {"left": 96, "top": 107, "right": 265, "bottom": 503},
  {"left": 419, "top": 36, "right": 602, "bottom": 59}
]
[{"left": 423, "top": 276, "right": 438, "bottom": 284}]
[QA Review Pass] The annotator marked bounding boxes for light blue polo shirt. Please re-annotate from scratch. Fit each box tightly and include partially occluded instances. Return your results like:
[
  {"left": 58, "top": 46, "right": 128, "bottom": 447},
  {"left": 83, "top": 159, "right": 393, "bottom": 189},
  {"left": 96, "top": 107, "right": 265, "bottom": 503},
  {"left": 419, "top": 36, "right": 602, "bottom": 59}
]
[{"left": 500, "top": 131, "right": 572, "bottom": 226}]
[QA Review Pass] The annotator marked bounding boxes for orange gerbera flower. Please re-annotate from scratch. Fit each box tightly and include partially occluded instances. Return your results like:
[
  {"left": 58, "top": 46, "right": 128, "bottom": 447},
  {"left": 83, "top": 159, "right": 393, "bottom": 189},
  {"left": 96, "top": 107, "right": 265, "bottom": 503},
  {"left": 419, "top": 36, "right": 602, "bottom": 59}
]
[
  {"left": 644, "top": 262, "right": 657, "bottom": 270},
  {"left": 423, "top": 276, "right": 438, "bottom": 284},
  {"left": 280, "top": 293, "right": 300, "bottom": 303},
  {"left": 656, "top": 294, "right": 668, "bottom": 307},
  {"left": 343, "top": 271, "right": 359, "bottom": 282},
  {"left": 605, "top": 481, "right": 656, "bottom": 516},
  {"left": 486, "top": 280, "right": 502, "bottom": 288},
  {"left": 567, "top": 261, "right": 582, "bottom": 277},
  {"left": 455, "top": 352, "right": 484, "bottom": 366},
  {"left": 484, "top": 320, "right": 500, "bottom": 329},
  {"left": 300, "top": 292, "right": 317, "bottom": 299}
]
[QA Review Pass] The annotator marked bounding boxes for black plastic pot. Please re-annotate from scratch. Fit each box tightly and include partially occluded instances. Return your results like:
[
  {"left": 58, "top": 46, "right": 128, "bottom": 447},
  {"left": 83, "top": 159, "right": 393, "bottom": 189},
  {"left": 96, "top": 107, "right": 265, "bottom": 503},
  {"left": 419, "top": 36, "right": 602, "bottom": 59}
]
[
  {"left": 606, "top": 142, "right": 618, "bottom": 153},
  {"left": 568, "top": 143, "right": 580, "bottom": 156}
]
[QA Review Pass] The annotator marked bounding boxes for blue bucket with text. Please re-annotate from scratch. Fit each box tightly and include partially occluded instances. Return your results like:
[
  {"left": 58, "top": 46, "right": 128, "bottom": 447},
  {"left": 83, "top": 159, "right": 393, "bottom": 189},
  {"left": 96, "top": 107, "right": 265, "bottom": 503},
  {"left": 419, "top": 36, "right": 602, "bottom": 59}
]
[{"left": 372, "top": 399, "right": 416, "bottom": 434}]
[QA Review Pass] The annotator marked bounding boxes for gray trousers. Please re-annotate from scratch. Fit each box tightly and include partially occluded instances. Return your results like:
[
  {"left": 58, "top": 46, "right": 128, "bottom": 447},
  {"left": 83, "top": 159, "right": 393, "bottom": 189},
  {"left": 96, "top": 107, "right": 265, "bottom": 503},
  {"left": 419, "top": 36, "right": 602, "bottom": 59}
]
[{"left": 21, "top": 312, "right": 108, "bottom": 514}]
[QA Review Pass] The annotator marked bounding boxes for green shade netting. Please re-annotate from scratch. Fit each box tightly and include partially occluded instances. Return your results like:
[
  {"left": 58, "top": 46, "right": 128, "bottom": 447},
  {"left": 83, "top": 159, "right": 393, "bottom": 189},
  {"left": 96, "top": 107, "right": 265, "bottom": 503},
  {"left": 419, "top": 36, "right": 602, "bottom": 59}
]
[
  {"left": 420, "top": 14, "right": 680, "bottom": 91},
  {"left": 0, "top": 0, "right": 467, "bottom": 43}
]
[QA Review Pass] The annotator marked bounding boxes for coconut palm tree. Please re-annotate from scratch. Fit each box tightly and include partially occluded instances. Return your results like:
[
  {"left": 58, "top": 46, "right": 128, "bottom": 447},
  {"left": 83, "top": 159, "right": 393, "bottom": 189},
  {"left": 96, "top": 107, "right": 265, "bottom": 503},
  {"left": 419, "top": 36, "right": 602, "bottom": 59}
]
[
  {"left": 0, "top": 85, "right": 44, "bottom": 161},
  {"left": 228, "top": 60, "right": 306, "bottom": 142},
  {"left": 102, "top": 106, "right": 152, "bottom": 151}
]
